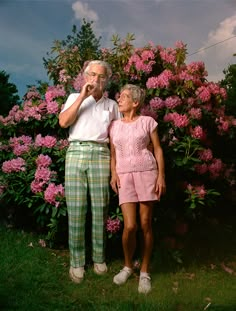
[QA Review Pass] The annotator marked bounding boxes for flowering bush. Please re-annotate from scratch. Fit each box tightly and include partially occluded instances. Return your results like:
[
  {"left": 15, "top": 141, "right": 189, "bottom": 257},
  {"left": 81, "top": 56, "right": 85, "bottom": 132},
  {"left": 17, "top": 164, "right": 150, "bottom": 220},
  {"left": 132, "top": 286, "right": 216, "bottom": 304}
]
[{"left": 0, "top": 33, "right": 235, "bottom": 246}]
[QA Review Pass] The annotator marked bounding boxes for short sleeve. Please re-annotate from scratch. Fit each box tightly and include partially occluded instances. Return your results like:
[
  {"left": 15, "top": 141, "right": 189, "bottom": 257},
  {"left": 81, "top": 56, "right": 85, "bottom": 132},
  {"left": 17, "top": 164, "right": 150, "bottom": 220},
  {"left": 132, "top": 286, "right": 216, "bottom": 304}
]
[
  {"left": 108, "top": 120, "right": 115, "bottom": 139},
  {"left": 60, "top": 93, "right": 80, "bottom": 113},
  {"left": 147, "top": 116, "right": 158, "bottom": 133}
]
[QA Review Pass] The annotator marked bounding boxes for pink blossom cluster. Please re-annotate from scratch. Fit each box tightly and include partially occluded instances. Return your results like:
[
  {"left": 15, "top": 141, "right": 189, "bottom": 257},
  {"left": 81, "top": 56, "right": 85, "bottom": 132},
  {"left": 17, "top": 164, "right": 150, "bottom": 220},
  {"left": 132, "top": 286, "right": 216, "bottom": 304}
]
[
  {"left": 44, "top": 183, "right": 65, "bottom": 208},
  {"left": 73, "top": 73, "right": 85, "bottom": 91},
  {"left": 164, "top": 112, "right": 189, "bottom": 128},
  {"left": 196, "top": 83, "right": 227, "bottom": 103},
  {"left": 0, "top": 100, "right": 46, "bottom": 126},
  {"left": 159, "top": 47, "right": 177, "bottom": 64},
  {"left": 140, "top": 106, "right": 158, "bottom": 120},
  {"left": 36, "top": 154, "right": 52, "bottom": 167},
  {"left": 190, "top": 125, "right": 204, "bottom": 139},
  {"left": 186, "top": 184, "right": 207, "bottom": 199},
  {"left": 45, "top": 85, "right": 66, "bottom": 102},
  {"left": 215, "top": 116, "right": 236, "bottom": 135},
  {"left": 165, "top": 96, "right": 182, "bottom": 109},
  {"left": 31, "top": 154, "right": 56, "bottom": 194},
  {"left": 24, "top": 86, "right": 41, "bottom": 100},
  {"left": 9, "top": 135, "right": 32, "bottom": 156},
  {"left": 186, "top": 61, "right": 207, "bottom": 77},
  {"left": 57, "top": 139, "right": 69, "bottom": 150},
  {"left": 106, "top": 217, "right": 122, "bottom": 234},
  {"left": 146, "top": 70, "right": 175, "bottom": 89},
  {"left": 58, "top": 69, "right": 71, "bottom": 83},
  {"left": 2, "top": 157, "right": 26, "bottom": 173},
  {"left": 149, "top": 97, "right": 165, "bottom": 110},
  {"left": 188, "top": 108, "right": 202, "bottom": 120},
  {"left": 194, "top": 158, "right": 224, "bottom": 179},
  {"left": 35, "top": 134, "right": 57, "bottom": 148},
  {"left": 124, "top": 48, "right": 156, "bottom": 76},
  {"left": 45, "top": 85, "right": 66, "bottom": 114},
  {"left": 198, "top": 149, "right": 213, "bottom": 162}
]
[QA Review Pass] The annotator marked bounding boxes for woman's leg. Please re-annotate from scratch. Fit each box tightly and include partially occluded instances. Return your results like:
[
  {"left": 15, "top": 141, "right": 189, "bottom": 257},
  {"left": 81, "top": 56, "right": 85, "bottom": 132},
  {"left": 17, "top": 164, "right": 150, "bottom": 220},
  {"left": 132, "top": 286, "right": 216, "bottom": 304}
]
[
  {"left": 121, "top": 202, "right": 137, "bottom": 268},
  {"left": 139, "top": 201, "right": 154, "bottom": 273}
]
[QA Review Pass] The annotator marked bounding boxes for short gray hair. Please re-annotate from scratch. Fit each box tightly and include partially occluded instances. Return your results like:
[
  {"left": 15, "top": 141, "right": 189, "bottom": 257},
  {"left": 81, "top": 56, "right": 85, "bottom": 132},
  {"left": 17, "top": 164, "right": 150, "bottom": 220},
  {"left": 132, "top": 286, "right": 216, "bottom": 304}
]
[
  {"left": 120, "top": 84, "right": 146, "bottom": 107},
  {"left": 84, "top": 60, "right": 112, "bottom": 80}
]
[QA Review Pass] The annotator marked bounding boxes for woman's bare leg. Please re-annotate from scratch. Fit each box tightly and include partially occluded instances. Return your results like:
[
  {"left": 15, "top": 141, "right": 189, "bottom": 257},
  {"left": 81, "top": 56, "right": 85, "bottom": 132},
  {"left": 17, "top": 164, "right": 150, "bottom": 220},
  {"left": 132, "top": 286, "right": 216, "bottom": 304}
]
[
  {"left": 121, "top": 202, "right": 137, "bottom": 268},
  {"left": 139, "top": 201, "right": 154, "bottom": 272}
]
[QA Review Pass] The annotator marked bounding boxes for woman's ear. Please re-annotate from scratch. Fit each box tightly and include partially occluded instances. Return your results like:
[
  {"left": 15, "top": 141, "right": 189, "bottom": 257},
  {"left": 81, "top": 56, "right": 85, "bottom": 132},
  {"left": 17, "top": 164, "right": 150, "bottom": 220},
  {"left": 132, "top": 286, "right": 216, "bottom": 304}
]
[{"left": 133, "top": 101, "right": 139, "bottom": 108}]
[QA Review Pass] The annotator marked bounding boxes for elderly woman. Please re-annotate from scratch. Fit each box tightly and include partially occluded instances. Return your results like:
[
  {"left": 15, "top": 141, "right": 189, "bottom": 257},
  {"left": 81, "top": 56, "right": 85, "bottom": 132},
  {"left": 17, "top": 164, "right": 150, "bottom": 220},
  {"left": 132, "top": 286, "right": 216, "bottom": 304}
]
[{"left": 109, "top": 84, "right": 166, "bottom": 294}]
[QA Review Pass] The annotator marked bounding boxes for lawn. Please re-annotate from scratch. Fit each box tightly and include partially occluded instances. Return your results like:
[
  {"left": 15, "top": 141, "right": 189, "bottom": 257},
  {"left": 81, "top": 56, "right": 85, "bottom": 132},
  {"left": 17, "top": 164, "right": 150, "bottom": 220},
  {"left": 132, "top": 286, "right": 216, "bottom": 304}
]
[{"left": 0, "top": 216, "right": 235, "bottom": 311}]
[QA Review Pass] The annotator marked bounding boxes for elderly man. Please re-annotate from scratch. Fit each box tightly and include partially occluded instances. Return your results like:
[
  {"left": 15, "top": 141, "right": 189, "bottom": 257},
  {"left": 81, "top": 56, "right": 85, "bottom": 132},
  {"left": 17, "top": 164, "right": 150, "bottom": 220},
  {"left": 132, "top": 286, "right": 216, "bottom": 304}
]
[{"left": 59, "top": 60, "right": 120, "bottom": 283}]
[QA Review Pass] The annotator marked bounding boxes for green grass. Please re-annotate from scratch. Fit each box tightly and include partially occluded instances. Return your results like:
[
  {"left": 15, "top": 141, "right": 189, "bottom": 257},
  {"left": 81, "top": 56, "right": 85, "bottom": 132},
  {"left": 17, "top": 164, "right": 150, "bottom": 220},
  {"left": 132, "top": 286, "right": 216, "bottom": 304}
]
[{"left": 0, "top": 219, "right": 235, "bottom": 311}]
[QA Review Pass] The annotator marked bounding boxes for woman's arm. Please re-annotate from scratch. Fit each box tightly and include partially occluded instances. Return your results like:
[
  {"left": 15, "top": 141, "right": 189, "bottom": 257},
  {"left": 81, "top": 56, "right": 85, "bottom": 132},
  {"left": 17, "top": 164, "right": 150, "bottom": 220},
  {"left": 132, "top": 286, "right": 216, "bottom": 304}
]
[
  {"left": 110, "top": 139, "right": 120, "bottom": 194},
  {"left": 150, "top": 128, "right": 166, "bottom": 200}
]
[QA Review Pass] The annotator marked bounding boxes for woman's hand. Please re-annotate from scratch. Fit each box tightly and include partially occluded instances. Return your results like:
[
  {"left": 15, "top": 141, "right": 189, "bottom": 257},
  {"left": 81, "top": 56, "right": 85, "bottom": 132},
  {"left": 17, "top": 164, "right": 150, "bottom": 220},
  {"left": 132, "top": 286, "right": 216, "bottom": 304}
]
[
  {"left": 110, "top": 173, "right": 120, "bottom": 194},
  {"left": 155, "top": 175, "right": 166, "bottom": 201}
]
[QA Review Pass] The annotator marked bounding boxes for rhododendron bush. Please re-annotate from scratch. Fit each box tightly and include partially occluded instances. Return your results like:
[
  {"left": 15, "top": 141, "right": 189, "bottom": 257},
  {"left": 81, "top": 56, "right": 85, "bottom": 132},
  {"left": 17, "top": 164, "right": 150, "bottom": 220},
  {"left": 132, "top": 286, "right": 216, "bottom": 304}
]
[{"left": 0, "top": 34, "right": 235, "bottom": 244}]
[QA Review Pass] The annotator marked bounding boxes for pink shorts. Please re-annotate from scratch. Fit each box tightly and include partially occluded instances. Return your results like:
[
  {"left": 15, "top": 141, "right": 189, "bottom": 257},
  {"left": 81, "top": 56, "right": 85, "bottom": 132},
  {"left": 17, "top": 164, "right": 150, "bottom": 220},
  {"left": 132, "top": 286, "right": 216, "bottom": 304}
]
[{"left": 118, "top": 170, "right": 158, "bottom": 205}]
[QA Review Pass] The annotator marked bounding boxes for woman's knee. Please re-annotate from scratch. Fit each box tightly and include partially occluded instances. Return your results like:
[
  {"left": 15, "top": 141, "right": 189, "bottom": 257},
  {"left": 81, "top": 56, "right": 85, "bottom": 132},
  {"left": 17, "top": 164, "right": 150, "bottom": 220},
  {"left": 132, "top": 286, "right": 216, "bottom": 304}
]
[{"left": 124, "top": 222, "right": 137, "bottom": 234}]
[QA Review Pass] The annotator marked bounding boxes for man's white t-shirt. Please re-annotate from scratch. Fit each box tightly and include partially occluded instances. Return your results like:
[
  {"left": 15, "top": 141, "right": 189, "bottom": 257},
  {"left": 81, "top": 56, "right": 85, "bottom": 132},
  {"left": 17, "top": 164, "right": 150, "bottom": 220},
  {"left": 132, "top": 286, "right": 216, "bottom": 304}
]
[{"left": 61, "top": 93, "right": 121, "bottom": 143}]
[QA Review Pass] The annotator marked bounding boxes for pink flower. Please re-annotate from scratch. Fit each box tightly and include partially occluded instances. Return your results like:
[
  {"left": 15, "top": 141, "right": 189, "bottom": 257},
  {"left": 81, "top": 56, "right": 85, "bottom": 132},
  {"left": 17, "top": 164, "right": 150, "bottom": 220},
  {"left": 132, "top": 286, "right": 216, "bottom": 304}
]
[
  {"left": 36, "top": 154, "right": 52, "bottom": 167},
  {"left": 160, "top": 47, "right": 177, "bottom": 64},
  {"left": 146, "top": 70, "right": 174, "bottom": 89},
  {"left": 208, "top": 158, "right": 224, "bottom": 179},
  {"left": 73, "top": 73, "right": 85, "bottom": 91},
  {"left": 46, "top": 100, "right": 59, "bottom": 114},
  {"left": 188, "top": 108, "right": 202, "bottom": 120},
  {"left": 35, "top": 134, "right": 57, "bottom": 148},
  {"left": 164, "top": 112, "right": 189, "bottom": 128},
  {"left": 196, "top": 86, "right": 211, "bottom": 102},
  {"left": 149, "top": 97, "right": 164, "bottom": 109},
  {"left": 106, "top": 217, "right": 122, "bottom": 234},
  {"left": 198, "top": 149, "right": 213, "bottom": 162},
  {"left": 45, "top": 85, "right": 66, "bottom": 102},
  {"left": 31, "top": 180, "right": 45, "bottom": 194},
  {"left": 165, "top": 96, "right": 182, "bottom": 109},
  {"left": 191, "top": 126, "right": 204, "bottom": 139},
  {"left": 140, "top": 106, "right": 158, "bottom": 120},
  {"left": 194, "top": 163, "right": 208, "bottom": 175},
  {"left": 2, "top": 157, "right": 26, "bottom": 173},
  {"left": 35, "top": 167, "right": 52, "bottom": 182},
  {"left": 44, "top": 183, "right": 65, "bottom": 207}
]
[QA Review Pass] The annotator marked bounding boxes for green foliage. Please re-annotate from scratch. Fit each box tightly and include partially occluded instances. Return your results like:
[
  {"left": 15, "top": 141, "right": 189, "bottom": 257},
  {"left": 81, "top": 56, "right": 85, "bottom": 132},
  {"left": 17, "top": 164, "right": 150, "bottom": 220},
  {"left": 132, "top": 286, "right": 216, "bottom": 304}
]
[
  {"left": 1, "top": 23, "right": 235, "bottom": 250},
  {"left": 43, "top": 19, "right": 101, "bottom": 89},
  {"left": 221, "top": 61, "right": 236, "bottom": 116},
  {"left": 0, "top": 70, "right": 21, "bottom": 116}
]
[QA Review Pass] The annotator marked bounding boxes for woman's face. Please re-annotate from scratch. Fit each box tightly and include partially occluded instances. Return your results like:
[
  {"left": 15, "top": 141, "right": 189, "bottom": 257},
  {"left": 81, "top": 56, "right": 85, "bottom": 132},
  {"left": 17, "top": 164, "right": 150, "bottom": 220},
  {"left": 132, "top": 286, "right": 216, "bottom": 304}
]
[{"left": 117, "top": 89, "right": 134, "bottom": 113}]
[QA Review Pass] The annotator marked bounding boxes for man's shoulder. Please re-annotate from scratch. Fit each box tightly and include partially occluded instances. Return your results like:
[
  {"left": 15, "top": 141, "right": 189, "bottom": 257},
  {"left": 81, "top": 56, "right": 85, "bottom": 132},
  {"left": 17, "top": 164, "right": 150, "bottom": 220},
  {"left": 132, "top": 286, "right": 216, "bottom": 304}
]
[{"left": 103, "top": 96, "right": 117, "bottom": 105}]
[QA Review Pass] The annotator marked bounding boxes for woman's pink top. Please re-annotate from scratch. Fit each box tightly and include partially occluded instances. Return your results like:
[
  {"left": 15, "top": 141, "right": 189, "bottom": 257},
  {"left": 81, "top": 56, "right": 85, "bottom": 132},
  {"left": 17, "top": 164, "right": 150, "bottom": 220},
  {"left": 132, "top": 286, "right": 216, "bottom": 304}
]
[{"left": 109, "top": 116, "right": 158, "bottom": 174}]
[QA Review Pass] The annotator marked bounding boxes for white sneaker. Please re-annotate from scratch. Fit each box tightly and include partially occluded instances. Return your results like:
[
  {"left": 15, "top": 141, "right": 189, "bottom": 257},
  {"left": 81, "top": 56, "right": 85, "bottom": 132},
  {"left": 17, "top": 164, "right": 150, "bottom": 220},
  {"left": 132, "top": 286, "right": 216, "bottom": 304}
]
[
  {"left": 113, "top": 267, "right": 132, "bottom": 285},
  {"left": 94, "top": 262, "right": 108, "bottom": 275},
  {"left": 69, "top": 266, "right": 85, "bottom": 284},
  {"left": 138, "top": 275, "right": 152, "bottom": 294}
]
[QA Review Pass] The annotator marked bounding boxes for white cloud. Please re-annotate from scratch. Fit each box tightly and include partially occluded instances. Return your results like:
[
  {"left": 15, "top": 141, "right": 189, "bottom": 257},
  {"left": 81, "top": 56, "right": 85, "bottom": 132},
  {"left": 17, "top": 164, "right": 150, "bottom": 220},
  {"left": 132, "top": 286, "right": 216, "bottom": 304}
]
[
  {"left": 202, "top": 14, "right": 236, "bottom": 58},
  {"left": 72, "top": 1, "right": 99, "bottom": 22},
  {"left": 196, "top": 14, "right": 236, "bottom": 81}
]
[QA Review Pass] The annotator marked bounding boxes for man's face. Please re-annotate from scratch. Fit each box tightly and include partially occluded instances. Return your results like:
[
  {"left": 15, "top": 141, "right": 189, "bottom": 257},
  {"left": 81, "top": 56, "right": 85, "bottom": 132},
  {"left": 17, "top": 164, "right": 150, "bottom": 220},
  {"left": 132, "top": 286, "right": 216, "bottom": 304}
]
[{"left": 85, "top": 64, "right": 107, "bottom": 94}]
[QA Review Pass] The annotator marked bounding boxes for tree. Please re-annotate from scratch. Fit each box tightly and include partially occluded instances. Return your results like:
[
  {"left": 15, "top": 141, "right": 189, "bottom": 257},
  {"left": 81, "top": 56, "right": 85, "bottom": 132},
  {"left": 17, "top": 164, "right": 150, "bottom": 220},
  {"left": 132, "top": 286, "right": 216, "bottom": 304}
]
[
  {"left": 43, "top": 19, "right": 101, "bottom": 89},
  {"left": 221, "top": 59, "right": 236, "bottom": 117},
  {"left": 0, "top": 70, "right": 21, "bottom": 116}
]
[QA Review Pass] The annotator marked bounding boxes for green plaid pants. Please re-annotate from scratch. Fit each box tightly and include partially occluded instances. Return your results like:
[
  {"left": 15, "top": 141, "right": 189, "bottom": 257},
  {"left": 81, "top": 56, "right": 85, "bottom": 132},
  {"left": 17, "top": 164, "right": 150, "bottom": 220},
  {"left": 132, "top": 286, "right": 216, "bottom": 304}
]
[{"left": 65, "top": 141, "right": 110, "bottom": 267}]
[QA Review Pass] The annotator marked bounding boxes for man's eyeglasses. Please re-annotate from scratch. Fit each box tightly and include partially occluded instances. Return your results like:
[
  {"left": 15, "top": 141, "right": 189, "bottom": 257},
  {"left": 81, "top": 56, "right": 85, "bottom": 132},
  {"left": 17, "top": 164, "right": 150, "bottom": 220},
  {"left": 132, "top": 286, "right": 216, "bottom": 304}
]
[{"left": 87, "top": 72, "right": 107, "bottom": 81}]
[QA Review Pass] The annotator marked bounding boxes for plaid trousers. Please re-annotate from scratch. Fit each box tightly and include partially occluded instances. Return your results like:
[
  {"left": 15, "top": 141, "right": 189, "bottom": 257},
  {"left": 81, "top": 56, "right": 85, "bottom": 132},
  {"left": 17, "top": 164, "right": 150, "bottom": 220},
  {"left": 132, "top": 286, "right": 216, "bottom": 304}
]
[{"left": 65, "top": 141, "right": 110, "bottom": 267}]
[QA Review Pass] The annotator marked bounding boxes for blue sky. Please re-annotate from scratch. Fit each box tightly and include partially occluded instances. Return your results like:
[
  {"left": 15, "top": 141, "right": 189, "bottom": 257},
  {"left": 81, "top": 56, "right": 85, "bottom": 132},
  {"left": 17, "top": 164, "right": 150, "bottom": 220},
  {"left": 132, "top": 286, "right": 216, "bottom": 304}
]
[{"left": 1, "top": 0, "right": 236, "bottom": 99}]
